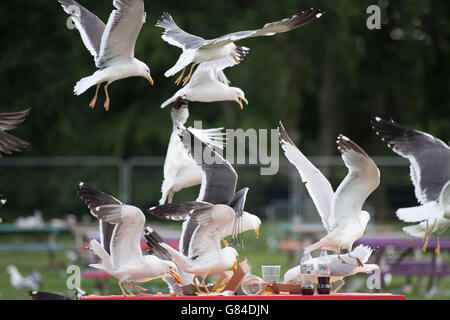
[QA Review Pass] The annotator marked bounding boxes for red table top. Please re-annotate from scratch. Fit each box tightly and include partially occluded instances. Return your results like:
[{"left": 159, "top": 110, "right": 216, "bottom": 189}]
[{"left": 81, "top": 293, "right": 405, "bottom": 300}]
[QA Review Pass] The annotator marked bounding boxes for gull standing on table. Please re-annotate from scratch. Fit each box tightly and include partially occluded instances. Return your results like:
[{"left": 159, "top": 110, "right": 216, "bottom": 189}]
[
  {"left": 371, "top": 117, "right": 450, "bottom": 254},
  {"left": 160, "top": 51, "right": 249, "bottom": 109},
  {"left": 58, "top": 0, "right": 154, "bottom": 111},
  {"left": 156, "top": 9, "right": 323, "bottom": 86},
  {"left": 159, "top": 98, "right": 226, "bottom": 205},
  {"left": 279, "top": 122, "right": 380, "bottom": 266},
  {"left": 77, "top": 183, "right": 182, "bottom": 296},
  {"left": 283, "top": 245, "right": 379, "bottom": 293}
]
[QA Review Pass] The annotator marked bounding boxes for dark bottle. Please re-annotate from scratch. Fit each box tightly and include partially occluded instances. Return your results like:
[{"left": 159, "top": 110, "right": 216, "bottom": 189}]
[
  {"left": 316, "top": 249, "right": 331, "bottom": 295},
  {"left": 300, "top": 252, "right": 314, "bottom": 295}
]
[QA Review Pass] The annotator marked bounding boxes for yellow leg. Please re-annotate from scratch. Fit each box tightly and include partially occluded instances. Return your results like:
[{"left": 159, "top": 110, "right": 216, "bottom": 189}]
[
  {"left": 89, "top": 83, "right": 101, "bottom": 109},
  {"left": 348, "top": 253, "right": 363, "bottom": 267},
  {"left": 182, "top": 64, "right": 196, "bottom": 86},
  {"left": 422, "top": 219, "right": 437, "bottom": 253},
  {"left": 201, "top": 278, "right": 210, "bottom": 294},
  {"left": 175, "top": 67, "right": 186, "bottom": 86},
  {"left": 104, "top": 83, "right": 110, "bottom": 111},
  {"left": 193, "top": 276, "right": 202, "bottom": 294},
  {"left": 435, "top": 236, "right": 440, "bottom": 255},
  {"left": 118, "top": 281, "right": 129, "bottom": 296},
  {"left": 332, "top": 279, "right": 345, "bottom": 294},
  {"left": 221, "top": 239, "right": 230, "bottom": 247}
]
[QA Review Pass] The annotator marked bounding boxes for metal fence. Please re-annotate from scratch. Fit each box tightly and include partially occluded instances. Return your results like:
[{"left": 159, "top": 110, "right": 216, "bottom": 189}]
[{"left": 0, "top": 156, "right": 413, "bottom": 227}]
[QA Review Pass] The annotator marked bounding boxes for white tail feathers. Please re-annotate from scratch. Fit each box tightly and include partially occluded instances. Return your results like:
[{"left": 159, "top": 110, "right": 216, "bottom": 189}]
[
  {"left": 189, "top": 127, "right": 226, "bottom": 150},
  {"left": 159, "top": 179, "right": 172, "bottom": 205},
  {"left": 89, "top": 239, "right": 113, "bottom": 271},
  {"left": 403, "top": 222, "right": 427, "bottom": 238},
  {"left": 159, "top": 242, "right": 189, "bottom": 270},
  {"left": 349, "top": 245, "right": 373, "bottom": 264},
  {"left": 74, "top": 74, "right": 101, "bottom": 95}
]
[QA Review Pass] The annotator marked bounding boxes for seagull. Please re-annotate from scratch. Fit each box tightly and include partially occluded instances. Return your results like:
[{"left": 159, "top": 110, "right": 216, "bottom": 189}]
[
  {"left": 151, "top": 203, "right": 239, "bottom": 294},
  {"left": 58, "top": 0, "right": 153, "bottom": 111},
  {"left": 279, "top": 122, "right": 380, "bottom": 267},
  {"left": 371, "top": 117, "right": 450, "bottom": 254},
  {"left": 283, "top": 245, "right": 379, "bottom": 293},
  {"left": 159, "top": 98, "right": 226, "bottom": 205},
  {"left": 77, "top": 183, "right": 182, "bottom": 296},
  {"left": 160, "top": 52, "right": 249, "bottom": 109},
  {"left": 0, "top": 108, "right": 30, "bottom": 157},
  {"left": 7, "top": 266, "right": 42, "bottom": 291},
  {"left": 156, "top": 9, "right": 323, "bottom": 85}
]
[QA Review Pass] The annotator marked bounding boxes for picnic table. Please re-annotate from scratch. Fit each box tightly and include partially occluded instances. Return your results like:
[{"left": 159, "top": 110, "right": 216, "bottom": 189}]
[{"left": 0, "top": 223, "right": 67, "bottom": 265}]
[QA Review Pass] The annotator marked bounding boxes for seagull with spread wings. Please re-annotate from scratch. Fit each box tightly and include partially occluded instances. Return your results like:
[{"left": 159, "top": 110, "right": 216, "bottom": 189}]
[
  {"left": 77, "top": 183, "right": 182, "bottom": 296},
  {"left": 156, "top": 9, "right": 323, "bottom": 86},
  {"left": 371, "top": 117, "right": 450, "bottom": 254},
  {"left": 59, "top": 0, "right": 154, "bottom": 111},
  {"left": 279, "top": 122, "right": 380, "bottom": 266},
  {"left": 159, "top": 98, "right": 226, "bottom": 205}
]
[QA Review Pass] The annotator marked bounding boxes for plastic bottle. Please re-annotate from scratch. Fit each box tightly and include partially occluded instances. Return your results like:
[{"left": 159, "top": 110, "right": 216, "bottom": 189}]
[
  {"left": 300, "top": 252, "right": 314, "bottom": 295},
  {"left": 317, "top": 249, "right": 331, "bottom": 294}
]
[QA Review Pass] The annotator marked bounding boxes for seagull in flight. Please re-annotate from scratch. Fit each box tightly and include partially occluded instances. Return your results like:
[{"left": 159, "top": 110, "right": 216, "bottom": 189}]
[
  {"left": 279, "top": 122, "right": 380, "bottom": 267},
  {"left": 371, "top": 117, "right": 450, "bottom": 254},
  {"left": 59, "top": 0, "right": 154, "bottom": 111},
  {"left": 156, "top": 9, "right": 323, "bottom": 86},
  {"left": 0, "top": 108, "right": 30, "bottom": 157}
]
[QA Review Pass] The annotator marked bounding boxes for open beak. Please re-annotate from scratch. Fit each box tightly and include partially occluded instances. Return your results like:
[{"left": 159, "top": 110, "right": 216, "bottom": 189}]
[
  {"left": 170, "top": 270, "right": 183, "bottom": 285},
  {"left": 148, "top": 75, "right": 154, "bottom": 86},
  {"left": 232, "top": 261, "right": 237, "bottom": 272},
  {"left": 221, "top": 239, "right": 230, "bottom": 247},
  {"left": 255, "top": 228, "right": 259, "bottom": 239},
  {"left": 233, "top": 53, "right": 239, "bottom": 64}
]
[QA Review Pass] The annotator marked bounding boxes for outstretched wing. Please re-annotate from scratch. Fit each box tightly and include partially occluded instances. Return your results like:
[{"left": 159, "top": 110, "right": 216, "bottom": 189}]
[
  {"left": 202, "top": 9, "right": 323, "bottom": 49},
  {"left": 178, "top": 128, "right": 238, "bottom": 204},
  {"left": 278, "top": 122, "right": 334, "bottom": 232},
  {"left": 329, "top": 135, "right": 380, "bottom": 230},
  {"left": 58, "top": 0, "right": 106, "bottom": 59},
  {"left": 97, "top": 0, "right": 146, "bottom": 68},
  {"left": 156, "top": 12, "right": 207, "bottom": 50},
  {"left": 77, "top": 183, "right": 122, "bottom": 254},
  {"left": 0, "top": 108, "right": 30, "bottom": 157},
  {"left": 148, "top": 202, "right": 212, "bottom": 221},
  {"left": 371, "top": 117, "right": 450, "bottom": 203}
]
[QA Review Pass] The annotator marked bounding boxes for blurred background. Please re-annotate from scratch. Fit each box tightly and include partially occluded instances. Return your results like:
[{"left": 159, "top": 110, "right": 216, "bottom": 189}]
[{"left": 0, "top": 0, "right": 448, "bottom": 299}]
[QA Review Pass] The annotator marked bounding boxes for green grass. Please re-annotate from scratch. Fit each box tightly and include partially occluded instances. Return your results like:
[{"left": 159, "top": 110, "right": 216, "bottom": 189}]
[{"left": 0, "top": 221, "right": 449, "bottom": 300}]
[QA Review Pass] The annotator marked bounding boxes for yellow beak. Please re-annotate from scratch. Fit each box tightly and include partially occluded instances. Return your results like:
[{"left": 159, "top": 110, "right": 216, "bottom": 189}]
[
  {"left": 237, "top": 98, "right": 248, "bottom": 110},
  {"left": 170, "top": 270, "right": 183, "bottom": 285},
  {"left": 255, "top": 228, "right": 259, "bottom": 239},
  {"left": 221, "top": 239, "right": 230, "bottom": 247},
  {"left": 0, "top": 217, "right": 2, "bottom": 224},
  {"left": 233, "top": 53, "right": 239, "bottom": 64},
  {"left": 232, "top": 261, "right": 237, "bottom": 272},
  {"left": 148, "top": 75, "right": 154, "bottom": 86}
]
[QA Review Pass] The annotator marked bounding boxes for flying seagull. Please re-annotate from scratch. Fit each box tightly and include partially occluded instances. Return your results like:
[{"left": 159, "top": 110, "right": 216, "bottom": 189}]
[
  {"left": 283, "top": 245, "right": 379, "bottom": 293},
  {"left": 7, "top": 266, "right": 42, "bottom": 291},
  {"left": 0, "top": 108, "right": 30, "bottom": 157},
  {"left": 160, "top": 57, "right": 248, "bottom": 109},
  {"left": 159, "top": 98, "right": 226, "bottom": 205},
  {"left": 156, "top": 9, "right": 323, "bottom": 85},
  {"left": 77, "top": 183, "right": 182, "bottom": 296},
  {"left": 279, "top": 122, "right": 380, "bottom": 266},
  {"left": 59, "top": 0, "right": 154, "bottom": 111},
  {"left": 371, "top": 117, "right": 450, "bottom": 254}
]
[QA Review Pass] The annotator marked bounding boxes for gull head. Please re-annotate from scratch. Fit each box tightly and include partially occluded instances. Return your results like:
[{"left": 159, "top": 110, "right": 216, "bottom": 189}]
[
  {"left": 171, "top": 98, "right": 189, "bottom": 125},
  {"left": 231, "top": 88, "right": 248, "bottom": 109},
  {"left": 223, "top": 246, "right": 239, "bottom": 272},
  {"left": 242, "top": 211, "right": 261, "bottom": 239},
  {"left": 136, "top": 60, "right": 154, "bottom": 86},
  {"left": 164, "top": 261, "right": 183, "bottom": 285}
]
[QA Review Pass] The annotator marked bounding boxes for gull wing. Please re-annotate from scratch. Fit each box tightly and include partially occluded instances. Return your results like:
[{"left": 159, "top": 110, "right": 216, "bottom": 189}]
[
  {"left": 97, "top": 0, "right": 146, "bottom": 68},
  {"left": 188, "top": 204, "right": 235, "bottom": 259},
  {"left": 278, "top": 121, "right": 334, "bottom": 232},
  {"left": 178, "top": 128, "right": 237, "bottom": 204},
  {"left": 329, "top": 136, "right": 380, "bottom": 230},
  {"left": 58, "top": 0, "right": 106, "bottom": 59},
  {"left": 156, "top": 12, "right": 207, "bottom": 50},
  {"left": 371, "top": 117, "right": 450, "bottom": 203},
  {"left": 202, "top": 9, "right": 323, "bottom": 49},
  {"left": 0, "top": 109, "right": 30, "bottom": 157},
  {"left": 77, "top": 183, "right": 122, "bottom": 254}
]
